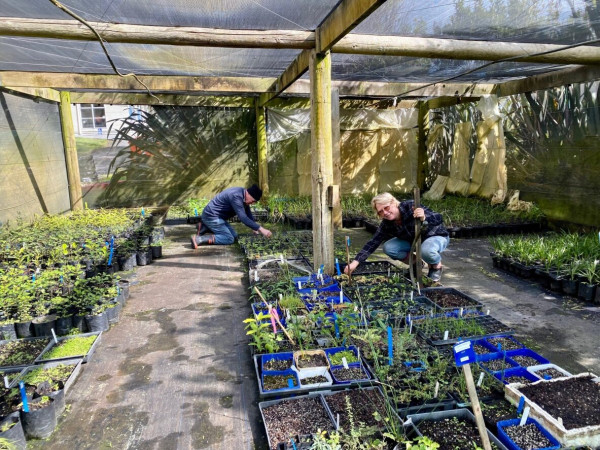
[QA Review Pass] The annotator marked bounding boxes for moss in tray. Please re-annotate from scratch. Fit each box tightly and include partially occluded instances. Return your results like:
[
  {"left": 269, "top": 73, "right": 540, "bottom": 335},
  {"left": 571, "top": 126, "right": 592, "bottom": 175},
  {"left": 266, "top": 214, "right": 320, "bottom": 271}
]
[
  {"left": 22, "top": 364, "right": 74, "bottom": 390},
  {"left": 43, "top": 335, "right": 97, "bottom": 359}
]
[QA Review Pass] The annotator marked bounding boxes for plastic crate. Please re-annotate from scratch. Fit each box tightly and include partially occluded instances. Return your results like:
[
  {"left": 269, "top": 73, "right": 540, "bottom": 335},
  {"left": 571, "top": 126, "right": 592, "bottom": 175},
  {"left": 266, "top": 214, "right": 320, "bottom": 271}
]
[
  {"left": 420, "top": 287, "right": 483, "bottom": 314},
  {"left": 323, "top": 346, "right": 361, "bottom": 367},
  {"left": 261, "top": 369, "right": 300, "bottom": 394},
  {"left": 330, "top": 363, "right": 372, "bottom": 384},
  {"left": 504, "top": 348, "right": 550, "bottom": 368},
  {"left": 497, "top": 417, "right": 560, "bottom": 450},
  {"left": 526, "top": 363, "right": 572, "bottom": 380},
  {"left": 493, "top": 367, "right": 541, "bottom": 385}
]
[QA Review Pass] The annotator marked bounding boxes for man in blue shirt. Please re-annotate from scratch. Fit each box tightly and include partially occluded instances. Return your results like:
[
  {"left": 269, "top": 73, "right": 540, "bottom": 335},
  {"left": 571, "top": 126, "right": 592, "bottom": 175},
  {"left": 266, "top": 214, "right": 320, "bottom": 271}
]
[
  {"left": 344, "top": 192, "right": 449, "bottom": 281},
  {"left": 191, "top": 184, "right": 272, "bottom": 247}
]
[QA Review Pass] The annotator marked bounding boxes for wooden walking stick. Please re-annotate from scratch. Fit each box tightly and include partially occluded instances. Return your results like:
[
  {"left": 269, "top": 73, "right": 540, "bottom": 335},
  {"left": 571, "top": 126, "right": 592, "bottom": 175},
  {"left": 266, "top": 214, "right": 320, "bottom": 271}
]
[
  {"left": 253, "top": 286, "right": 295, "bottom": 346},
  {"left": 410, "top": 187, "right": 423, "bottom": 291}
]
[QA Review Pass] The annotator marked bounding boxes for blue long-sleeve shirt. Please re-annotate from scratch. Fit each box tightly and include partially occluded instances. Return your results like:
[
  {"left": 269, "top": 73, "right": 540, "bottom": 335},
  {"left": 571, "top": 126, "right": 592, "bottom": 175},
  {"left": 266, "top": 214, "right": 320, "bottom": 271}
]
[
  {"left": 355, "top": 200, "right": 448, "bottom": 263},
  {"left": 201, "top": 187, "right": 260, "bottom": 231}
]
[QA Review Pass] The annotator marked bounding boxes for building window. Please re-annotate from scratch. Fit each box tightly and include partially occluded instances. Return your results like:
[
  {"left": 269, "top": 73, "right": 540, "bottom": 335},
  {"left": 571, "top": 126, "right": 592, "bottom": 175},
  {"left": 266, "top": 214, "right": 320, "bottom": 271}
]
[{"left": 81, "top": 104, "right": 106, "bottom": 128}]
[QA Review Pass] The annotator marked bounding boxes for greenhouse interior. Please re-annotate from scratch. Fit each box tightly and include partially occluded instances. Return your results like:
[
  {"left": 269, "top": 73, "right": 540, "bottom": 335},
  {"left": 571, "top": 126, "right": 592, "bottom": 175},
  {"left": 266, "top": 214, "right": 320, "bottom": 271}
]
[{"left": 1, "top": 0, "right": 600, "bottom": 449}]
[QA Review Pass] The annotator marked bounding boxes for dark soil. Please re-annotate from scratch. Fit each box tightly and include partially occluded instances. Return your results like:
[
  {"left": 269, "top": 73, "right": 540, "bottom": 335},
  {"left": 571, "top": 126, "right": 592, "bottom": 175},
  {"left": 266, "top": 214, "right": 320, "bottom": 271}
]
[
  {"left": 417, "top": 416, "right": 497, "bottom": 450},
  {"left": 510, "top": 355, "right": 540, "bottom": 367},
  {"left": 519, "top": 375, "right": 600, "bottom": 429},
  {"left": 0, "top": 387, "right": 20, "bottom": 419},
  {"left": 264, "top": 359, "right": 292, "bottom": 371},
  {"left": 262, "top": 397, "right": 334, "bottom": 450},
  {"left": 263, "top": 374, "right": 297, "bottom": 391},
  {"left": 502, "top": 422, "right": 555, "bottom": 449},
  {"left": 481, "top": 358, "right": 515, "bottom": 372},
  {"left": 482, "top": 399, "right": 517, "bottom": 426},
  {"left": 474, "top": 343, "right": 493, "bottom": 355},
  {"left": 486, "top": 336, "right": 523, "bottom": 351},
  {"left": 503, "top": 375, "right": 533, "bottom": 385},
  {"left": 331, "top": 367, "right": 367, "bottom": 382},
  {"left": 323, "top": 389, "right": 388, "bottom": 430},
  {"left": 535, "top": 367, "right": 566, "bottom": 379},
  {"left": 301, "top": 375, "right": 328, "bottom": 385},
  {"left": 425, "top": 291, "right": 478, "bottom": 308},
  {"left": 0, "top": 338, "right": 50, "bottom": 367},
  {"left": 296, "top": 352, "right": 328, "bottom": 369}
]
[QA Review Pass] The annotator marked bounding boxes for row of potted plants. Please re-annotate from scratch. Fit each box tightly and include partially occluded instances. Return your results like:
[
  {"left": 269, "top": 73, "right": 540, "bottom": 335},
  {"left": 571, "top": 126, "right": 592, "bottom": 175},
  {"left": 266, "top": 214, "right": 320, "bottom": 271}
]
[{"left": 490, "top": 232, "right": 600, "bottom": 303}]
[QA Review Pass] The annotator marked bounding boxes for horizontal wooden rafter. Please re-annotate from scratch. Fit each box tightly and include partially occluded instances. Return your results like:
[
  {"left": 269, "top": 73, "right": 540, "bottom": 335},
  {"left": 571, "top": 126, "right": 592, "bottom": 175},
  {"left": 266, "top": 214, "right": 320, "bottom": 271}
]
[
  {"left": 69, "top": 92, "right": 255, "bottom": 107},
  {"left": 2, "top": 17, "right": 600, "bottom": 65}
]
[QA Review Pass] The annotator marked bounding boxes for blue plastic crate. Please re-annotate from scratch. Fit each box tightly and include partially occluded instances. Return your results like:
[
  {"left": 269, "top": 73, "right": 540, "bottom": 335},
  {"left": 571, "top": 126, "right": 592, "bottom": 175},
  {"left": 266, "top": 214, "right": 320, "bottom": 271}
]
[
  {"left": 478, "top": 351, "right": 519, "bottom": 373},
  {"left": 324, "top": 346, "right": 361, "bottom": 367},
  {"left": 294, "top": 274, "right": 340, "bottom": 294},
  {"left": 261, "top": 369, "right": 300, "bottom": 393},
  {"left": 497, "top": 417, "right": 560, "bottom": 450},
  {"left": 482, "top": 335, "right": 525, "bottom": 352},
  {"left": 493, "top": 367, "right": 541, "bottom": 385},
  {"left": 261, "top": 352, "right": 294, "bottom": 373}
]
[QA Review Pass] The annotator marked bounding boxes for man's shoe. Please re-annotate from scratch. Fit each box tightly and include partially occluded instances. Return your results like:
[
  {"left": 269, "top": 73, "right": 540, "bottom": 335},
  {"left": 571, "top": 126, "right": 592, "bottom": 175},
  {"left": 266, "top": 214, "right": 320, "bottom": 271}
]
[
  {"left": 427, "top": 266, "right": 443, "bottom": 282},
  {"left": 190, "top": 235, "right": 198, "bottom": 249},
  {"left": 197, "top": 235, "right": 216, "bottom": 245}
]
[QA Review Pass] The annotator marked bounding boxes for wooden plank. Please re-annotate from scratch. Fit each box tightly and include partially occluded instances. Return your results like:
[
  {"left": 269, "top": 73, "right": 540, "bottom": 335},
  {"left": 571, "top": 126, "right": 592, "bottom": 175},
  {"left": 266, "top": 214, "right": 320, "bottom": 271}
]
[
  {"left": 58, "top": 91, "right": 83, "bottom": 211},
  {"left": 316, "top": 0, "right": 386, "bottom": 52},
  {"left": 426, "top": 96, "right": 480, "bottom": 110},
  {"left": 331, "top": 88, "right": 342, "bottom": 230},
  {"left": 69, "top": 91, "right": 255, "bottom": 107},
  {"left": 494, "top": 65, "right": 600, "bottom": 97},
  {"left": 0, "top": 17, "right": 314, "bottom": 49},
  {"left": 0, "top": 86, "right": 61, "bottom": 102},
  {"left": 310, "top": 50, "right": 335, "bottom": 274},
  {"left": 255, "top": 95, "right": 269, "bottom": 197},
  {"left": 0, "top": 72, "right": 276, "bottom": 93}
]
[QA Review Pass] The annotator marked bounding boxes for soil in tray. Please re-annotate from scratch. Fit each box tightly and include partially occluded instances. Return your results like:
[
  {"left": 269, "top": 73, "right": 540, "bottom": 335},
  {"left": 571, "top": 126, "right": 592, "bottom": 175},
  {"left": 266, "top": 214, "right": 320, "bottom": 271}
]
[
  {"left": 502, "top": 422, "right": 555, "bottom": 449},
  {"left": 331, "top": 367, "right": 366, "bottom": 382},
  {"left": 302, "top": 375, "right": 328, "bottom": 385},
  {"left": 296, "top": 353, "right": 328, "bottom": 369},
  {"left": 509, "top": 355, "right": 540, "bottom": 367},
  {"left": 474, "top": 343, "right": 494, "bottom": 355},
  {"left": 481, "top": 359, "right": 514, "bottom": 372},
  {"left": 264, "top": 359, "right": 293, "bottom": 371},
  {"left": 0, "top": 386, "right": 20, "bottom": 419},
  {"left": 0, "top": 338, "right": 50, "bottom": 367},
  {"left": 482, "top": 399, "right": 517, "bottom": 425},
  {"left": 519, "top": 375, "right": 600, "bottom": 429},
  {"left": 417, "top": 416, "right": 499, "bottom": 450},
  {"left": 535, "top": 367, "right": 566, "bottom": 379},
  {"left": 425, "top": 290, "right": 477, "bottom": 308},
  {"left": 323, "top": 389, "right": 387, "bottom": 430},
  {"left": 502, "top": 375, "right": 534, "bottom": 385},
  {"left": 262, "top": 397, "right": 333, "bottom": 450},
  {"left": 486, "top": 336, "right": 522, "bottom": 351},
  {"left": 263, "top": 374, "right": 298, "bottom": 391}
]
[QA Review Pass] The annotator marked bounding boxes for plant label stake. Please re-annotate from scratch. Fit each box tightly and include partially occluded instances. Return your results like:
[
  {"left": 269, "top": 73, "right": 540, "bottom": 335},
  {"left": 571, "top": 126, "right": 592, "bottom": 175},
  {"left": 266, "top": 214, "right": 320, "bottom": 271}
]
[
  {"left": 477, "top": 372, "right": 485, "bottom": 387},
  {"left": 297, "top": 281, "right": 302, "bottom": 289},
  {"left": 339, "top": 290, "right": 343, "bottom": 303},
  {"left": 269, "top": 309, "right": 278, "bottom": 335},
  {"left": 335, "top": 258, "right": 341, "bottom": 276},
  {"left": 517, "top": 396, "right": 525, "bottom": 415},
  {"left": 519, "top": 406, "right": 530, "bottom": 426},
  {"left": 254, "top": 286, "right": 295, "bottom": 346},
  {"left": 336, "top": 413, "right": 340, "bottom": 429},
  {"left": 387, "top": 326, "right": 393, "bottom": 366},
  {"left": 434, "top": 381, "right": 439, "bottom": 398},
  {"left": 342, "top": 357, "right": 349, "bottom": 369},
  {"left": 290, "top": 439, "right": 297, "bottom": 450},
  {"left": 443, "top": 330, "right": 449, "bottom": 341},
  {"left": 107, "top": 236, "right": 115, "bottom": 267},
  {"left": 19, "top": 381, "right": 29, "bottom": 413},
  {"left": 459, "top": 307, "right": 464, "bottom": 317},
  {"left": 51, "top": 328, "right": 58, "bottom": 344},
  {"left": 3, "top": 376, "right": 9, "bottom": 388},
  {"left": 333, "top": 313, "right": 340, "bottom": 339},
  {"left": 453, "top": 340, "right": 491, "bottom": 450},
  {"left": 194, "top": 207, "right": 198, "bottom": 217}
]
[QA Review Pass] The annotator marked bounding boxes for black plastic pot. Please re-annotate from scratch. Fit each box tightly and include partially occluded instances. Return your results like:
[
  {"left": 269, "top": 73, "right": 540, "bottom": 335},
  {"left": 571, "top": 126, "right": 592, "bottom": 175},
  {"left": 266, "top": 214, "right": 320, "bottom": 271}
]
[
  {"left": 118, "top": 279, "right": 130, "bottom": 305},
  {"left": 71, "top": 315, "right": 86, "bottom": 332},
  {"left": 548, "top": 271, "right": 563, "bottom": 291},
  {"left": 49, "top": 388, "right": 66, "bottom": 416},
  {"left": 84, "top": 311, "right": 109, "bottom": 332},
  {"left": 15, "top": 321, "right": 34, "bottom": 338},
  {"left": 118, "top": 254, "right": 136, "bottom": 272},
  {"left": 55, "top": 315, "right": 73, "bottom": 335},
  {"left": 21, "top": 397, "right": 57, "bottom": 439},
  {"left": 561, "top": 278, "right": 579, "bottom": 296},
  {"left": 32, "top": 315, "right": 58, "bottom": 337},
  {"left": 136, "top": 249, "right": 149, "bottom": 266},
  {"left": 577, "top": 282, "right": 596, "bottom": 302},
  {"left": 0, "top": 323, "right": 17, "bottom": 340},
  {"left": 0, "top": 411, "right": 26, "bottom": 450},
  {"left": 151, "top": 245, "right": 163, "bottom": 259},
  {"left": 105, "top": 303, "right": 122, "bottom": 325}
]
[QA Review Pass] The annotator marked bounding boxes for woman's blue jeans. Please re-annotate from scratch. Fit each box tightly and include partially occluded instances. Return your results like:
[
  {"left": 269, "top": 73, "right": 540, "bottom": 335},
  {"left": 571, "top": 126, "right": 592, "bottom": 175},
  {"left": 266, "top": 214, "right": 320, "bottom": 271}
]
[
  {"left": 382, "top": 235, "right": 449, "bottom": 265},
  {"left": 200, "top": 213, "right": 238, "bottom": 245}
]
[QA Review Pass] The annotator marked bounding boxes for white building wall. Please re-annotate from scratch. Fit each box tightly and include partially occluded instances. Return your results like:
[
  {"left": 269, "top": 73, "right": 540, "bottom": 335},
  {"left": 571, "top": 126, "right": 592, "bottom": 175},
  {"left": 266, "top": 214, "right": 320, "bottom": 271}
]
[{"left": 72, "top": 104, "right": 148, "bottom": 139}]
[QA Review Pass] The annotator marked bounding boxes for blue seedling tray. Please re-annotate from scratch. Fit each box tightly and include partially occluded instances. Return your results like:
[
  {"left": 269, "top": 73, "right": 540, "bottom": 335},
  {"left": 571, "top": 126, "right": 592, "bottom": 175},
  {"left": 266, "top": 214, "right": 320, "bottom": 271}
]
[
  {"left": 482, "top": 335, "right": 525, "bottom": 352},
  {"left": 261, "top": 352, "right": 294, "bottom": 373},
  {"left": 403, "top": 360, "right": 427, "bottom": 372},
  {"left": 261, "top": 369, "right": 300, "bottom": 393},
  {"left": 493, "top": 367, "right": 541, "bottom": 385},
  {"left": 330, "top": 362, "right": 371, "bottom": 384},
  {"left": 478, "top": 351, "right": 519, "bottom": 373},
  {"left": 294, "top": 274, "right": 340, "bottom": 294},
  {"left": 497, "top": 417, "right": 560, "bottom": 450},
  {"left": 324, "top": 346, "right": 361, "bottom": 367},
  {"left": 504, "top": 348, "right": 550, "bottom": 368}
]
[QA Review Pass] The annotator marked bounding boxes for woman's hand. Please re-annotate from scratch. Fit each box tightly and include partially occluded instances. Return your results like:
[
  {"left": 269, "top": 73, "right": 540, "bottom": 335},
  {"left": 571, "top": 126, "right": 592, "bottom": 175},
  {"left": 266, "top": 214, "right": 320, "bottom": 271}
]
[
  {"left": 344, "top": 260, "right": 359, "bottom": 275},
  {"left": 413, "top": 207, "right": 425, "bottom": 222}
]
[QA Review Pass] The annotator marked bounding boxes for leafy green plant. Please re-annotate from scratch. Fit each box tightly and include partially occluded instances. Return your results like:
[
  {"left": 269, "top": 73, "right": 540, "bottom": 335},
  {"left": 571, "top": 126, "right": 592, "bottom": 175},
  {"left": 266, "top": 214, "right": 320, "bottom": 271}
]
[{"left": 243, "top": 313, "right": 281, "bottom": 354}]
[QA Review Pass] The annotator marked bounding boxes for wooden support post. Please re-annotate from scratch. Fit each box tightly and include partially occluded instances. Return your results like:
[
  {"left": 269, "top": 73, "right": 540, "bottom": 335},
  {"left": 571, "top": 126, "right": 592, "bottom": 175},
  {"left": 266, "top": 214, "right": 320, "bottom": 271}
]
[
  {"left": 417, "top": 101, "right": 429, "bottom": 190},
  {"left": 255, "top": 95, "right": 269, "bottom": 197},
  {"left": 58, "top": 91, "right": 83, "bottom": 211},
  {"left": 310, "top": 49, "right": 335, "bottom": 275},
  {"left": 331, "top": 88, "right": 342, "bottom": 229},
  {"left": 462, "top": 363, "right": 492, "bottom": 450}
]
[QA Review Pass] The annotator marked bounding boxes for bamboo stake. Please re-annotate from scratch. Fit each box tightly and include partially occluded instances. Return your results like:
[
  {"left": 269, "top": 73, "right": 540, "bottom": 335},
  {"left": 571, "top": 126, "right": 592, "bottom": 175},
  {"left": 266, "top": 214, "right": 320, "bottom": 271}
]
[
  {"left": 345, "top": 235, "right": 352, "bottom": 286},
  {"left": 462, "top": 364, "right": 492, "bottom": 450},
  {"left": 253, "top": 286, "right": 295, "bottom": 346}
]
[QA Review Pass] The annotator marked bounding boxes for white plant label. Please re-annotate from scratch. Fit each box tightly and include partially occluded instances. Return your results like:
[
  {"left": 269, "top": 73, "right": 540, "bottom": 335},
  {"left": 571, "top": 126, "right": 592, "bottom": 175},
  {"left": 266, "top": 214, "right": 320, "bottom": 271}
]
[
  {"left": 434, "top": 381, "right": 439, "bottom": 398},
  {"left": 51, "top": 328, "right": 58, "bottom": 344},
  {"left": 342, "top": 357, "right": 349, "bottom": 369},
  {"left": 486, "top": 309, "right": 490, "bottom": 316},
  {"left": 459, "top": 307, "right": 464, "bottom": 317},
  {"left": 409, "top": 321, "right": 413, "bottom": 334},
  {"left": 519, "top": 406, "right": 530, "bottom": 426},
  {"left": 410, "top": 291, "right": 413, "bottom": 301},
  {"left": 297, "top": 281, "right": 302, "bottom": 289},
  {"left": 477, "top": 372, "right": 485, "bottom": 387},
  {"left": 3, "top": 376, "right": 9, "bottom": 388},
  {"left": 254, "top": 270, "right": 258, "bottom": 282},
  {"left": 312, "top": 290, "right": 317, "bottom": 301},
  {"left": 340, "top": 291, "right": 343, "bottom": 303},
  {"left": 443, "top": 330, "right": 449, "bottom": 340}
]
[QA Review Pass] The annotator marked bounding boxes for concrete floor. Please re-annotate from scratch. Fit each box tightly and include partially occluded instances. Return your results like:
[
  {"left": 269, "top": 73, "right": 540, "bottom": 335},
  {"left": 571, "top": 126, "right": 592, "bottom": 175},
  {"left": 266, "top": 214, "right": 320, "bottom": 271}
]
[{"left": 30, "top": 225, "right": 600, "bottom": 449}]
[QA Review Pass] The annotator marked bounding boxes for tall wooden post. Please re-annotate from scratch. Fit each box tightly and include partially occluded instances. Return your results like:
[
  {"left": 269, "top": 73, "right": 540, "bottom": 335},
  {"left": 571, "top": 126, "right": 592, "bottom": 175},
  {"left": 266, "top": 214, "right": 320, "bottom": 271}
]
[
  {"left": 58, "top": 91, "right": 83, "bottom": 211},
  {"left": 256, "top": 94, "right": 270, "bottom": 197},
  {"left": 417, "top": 101, "right": 429, "bottom": 190},
  {"left": 310, "top": 49, "right": 335, "bottom": 274},
  {"left": 331, "top": 88, "right": 342, "bottom": 229}
]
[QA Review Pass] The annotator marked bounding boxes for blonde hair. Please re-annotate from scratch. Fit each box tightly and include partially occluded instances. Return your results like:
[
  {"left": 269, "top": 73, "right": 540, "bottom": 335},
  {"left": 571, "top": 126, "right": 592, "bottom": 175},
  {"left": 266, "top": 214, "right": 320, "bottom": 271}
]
[{"left": 371, "top": 192, "right": 399, "bottom": 211}]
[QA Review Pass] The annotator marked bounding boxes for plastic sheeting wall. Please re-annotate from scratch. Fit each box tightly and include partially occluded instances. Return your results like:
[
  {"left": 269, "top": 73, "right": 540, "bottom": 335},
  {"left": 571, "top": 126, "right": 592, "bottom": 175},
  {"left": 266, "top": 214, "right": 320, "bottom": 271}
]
[
  {"left": 0, "top": 92, "right": 69, "bottom": 225},
  {"left": 267, "top": 108, "right": 418, "bottom": 196}
]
